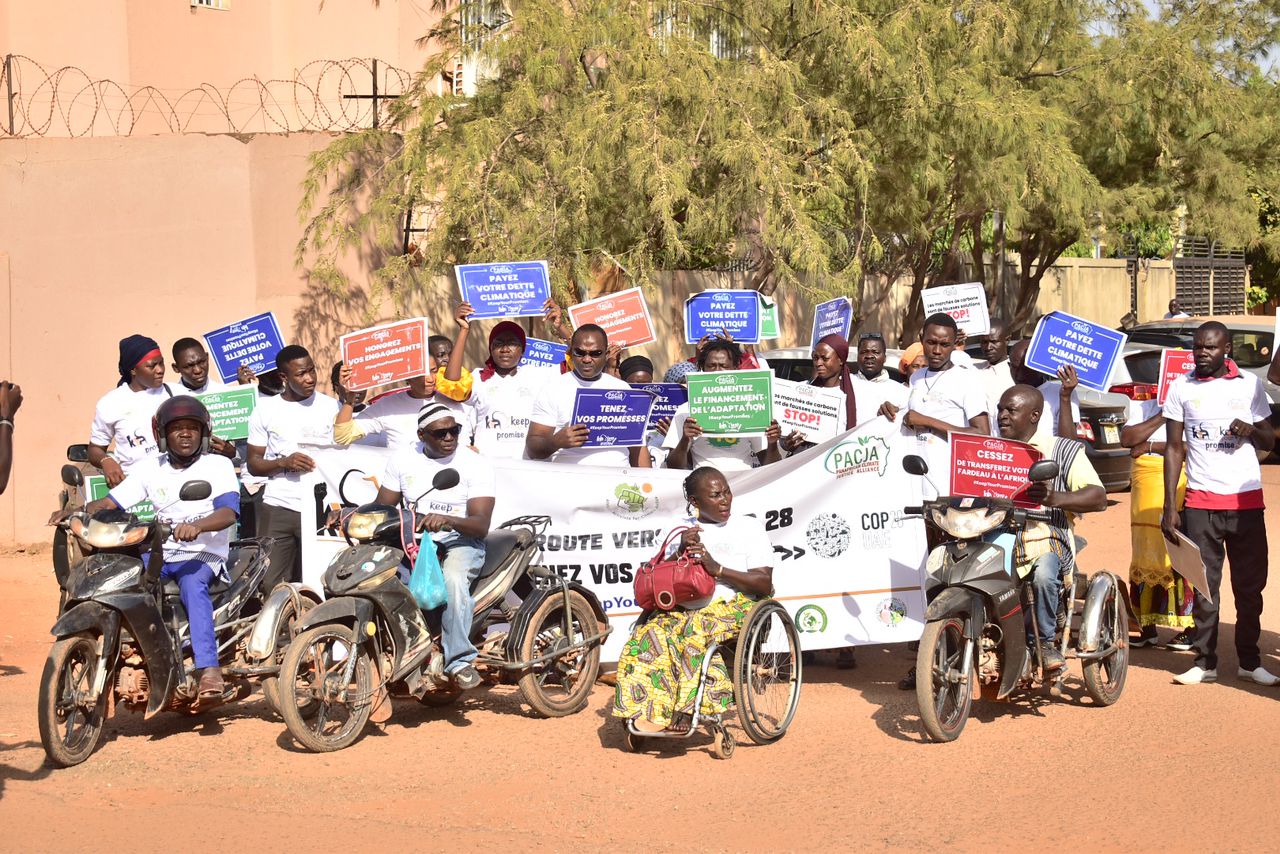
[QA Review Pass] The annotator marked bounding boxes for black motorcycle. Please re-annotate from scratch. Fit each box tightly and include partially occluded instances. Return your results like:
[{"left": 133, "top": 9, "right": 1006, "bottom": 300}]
[
  {"left": 276, "top": 469, "right": 612, "bottom": 753},
  {"left": 902, "top": 454, "right": 1129, "bottom": 743},
  {"left": 39, "top": 465, "right": 285, "bottom": 767}
]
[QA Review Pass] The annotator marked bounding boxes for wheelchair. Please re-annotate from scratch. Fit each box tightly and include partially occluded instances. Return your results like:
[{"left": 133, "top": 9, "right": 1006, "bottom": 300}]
[{"left": 623, "top": 598, "right": 802, "bottom": 759}]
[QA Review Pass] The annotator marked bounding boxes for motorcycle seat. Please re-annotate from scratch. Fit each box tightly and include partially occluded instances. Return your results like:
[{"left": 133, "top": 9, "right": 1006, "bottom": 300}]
[
  {"left": 159, "top": 546, "right": 253, "bottom": 598},
  {"left": 474, "top": 529, "right": 531, "bottom": 581}
]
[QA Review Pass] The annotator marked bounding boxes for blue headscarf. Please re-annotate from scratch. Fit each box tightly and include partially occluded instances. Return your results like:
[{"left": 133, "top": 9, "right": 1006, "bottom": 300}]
[{"left": 118, "top": 334, "right": 161, "bottom": 386}]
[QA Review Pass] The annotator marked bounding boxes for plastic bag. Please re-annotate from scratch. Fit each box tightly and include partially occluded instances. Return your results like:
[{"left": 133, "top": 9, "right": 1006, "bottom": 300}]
[{"left": 409, "top": 536, "right": 447, "bottom": 610}]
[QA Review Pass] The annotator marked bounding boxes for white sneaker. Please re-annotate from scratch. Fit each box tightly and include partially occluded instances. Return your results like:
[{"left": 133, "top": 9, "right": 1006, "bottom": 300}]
[
  {"left": 1237, "top": 666, "right": 1280, "bottom": 686},
  {"left": 1173, "top": 666, "right": 1218, "bottom": 685}
]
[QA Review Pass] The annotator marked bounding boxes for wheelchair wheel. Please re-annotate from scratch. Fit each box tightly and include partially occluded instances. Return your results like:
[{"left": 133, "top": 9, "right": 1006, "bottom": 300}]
[
  {"left": 712, "top": 726, "right": 735, "bottom": 760},
  {"left": 733, "top": 599, "right": 802, "bottom": 745}
]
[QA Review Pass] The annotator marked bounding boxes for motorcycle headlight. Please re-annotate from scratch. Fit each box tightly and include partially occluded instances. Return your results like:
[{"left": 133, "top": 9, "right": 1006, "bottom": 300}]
[
  {"left": 346, "top": 511, "right": 391, "bottom": 542},
  {"left": 927, "top": 504, "right": 1010, "bottom": 539},
  {"left": 72, "top": 516, "right": 149, "bottom": 548}
]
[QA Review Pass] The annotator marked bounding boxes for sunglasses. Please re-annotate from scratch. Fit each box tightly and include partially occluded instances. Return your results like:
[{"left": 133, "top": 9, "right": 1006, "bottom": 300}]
[
  {"left": 859, "top": 332, "right": 883, "bottom": 340},
  {"left": 572, "top": 348, "right": 605, "bottom": 358},
  {"left": 424, "top": 424, "right": 463, "bottom": 439}
]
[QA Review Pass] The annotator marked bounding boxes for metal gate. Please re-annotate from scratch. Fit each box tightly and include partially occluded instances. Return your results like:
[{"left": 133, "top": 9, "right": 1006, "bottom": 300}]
[{"left": 1173, "top": 237, "right": 1247, "bottom": 315}]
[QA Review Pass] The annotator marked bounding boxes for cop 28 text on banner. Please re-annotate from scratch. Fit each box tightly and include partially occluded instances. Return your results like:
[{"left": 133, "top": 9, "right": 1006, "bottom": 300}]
[
  {"left": 684, "top": 290, "right": 762, "bottom": 344},
  {"left": 772, "top": 377, "right": 845, "bottom": 444},
  {"left": 810, "top": 297, "right": 853, "bottom": 348},
  {"left": 203, "top": 311, "right": 285, "bottom": 384},
  {"left": 519, "top": 338, "right": 568, "bottom": 368},
  {"left": 687, "top": 369, "right": 773, "bottom": 435},
  {"left": 949, "top": 434, "right": 1043, "bottom": 508},
  {"left": 567, "top": 287, "right": 656, "bottom": 348},
  {"left": 197, "top": 387, "right": 256, "bottom": 441},
  {"left": 1158, "top": 349, "right": 1195, "bottom": 405},
  {"left": 303, "top": 420, "right": 928, "bottom": 663},
  {"left": 339, "top": 318, "right": 429, "bottom": 392},
  {"left": 1024, "top": 310, "right": 1127, "bottom": 392},
  {"left": 571, "top": 388, "right": 655, "bottom": 447},
  {"left": 920, "top": 282, "right": 991, "bottom": 337},
  {"left": 454, "top": 261, "right": 551, "bottom": 319}
]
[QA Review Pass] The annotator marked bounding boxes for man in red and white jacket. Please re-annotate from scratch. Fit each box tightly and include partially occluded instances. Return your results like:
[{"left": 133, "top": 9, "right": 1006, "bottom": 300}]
[{"left": 1162, "top": 321, "right": 1276, "bottom": 686}]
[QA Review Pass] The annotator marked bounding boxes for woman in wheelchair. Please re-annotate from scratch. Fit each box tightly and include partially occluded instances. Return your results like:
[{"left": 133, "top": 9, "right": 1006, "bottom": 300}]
[{"left": 613, "top": 466, "right": 774, "bottom": 734}]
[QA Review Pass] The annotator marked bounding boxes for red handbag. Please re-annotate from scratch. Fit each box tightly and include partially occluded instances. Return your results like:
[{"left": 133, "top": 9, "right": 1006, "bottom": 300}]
[{"left": 634, "top": 526, "right": 717, "bottom": 611}]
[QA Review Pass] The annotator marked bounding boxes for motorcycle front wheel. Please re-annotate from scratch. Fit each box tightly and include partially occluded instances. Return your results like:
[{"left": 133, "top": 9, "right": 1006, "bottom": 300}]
[
  {"left": 916, "top": 617, "right": 973, "bottom": 743},
  {"left": 38, "top": 634, "right": 109, "bottom": 767},
  {"left": 1082, "top": 580, "right": 1129, "bottom": 706},
  {"left": 278, "top": 624, "right": 374, "bottom": 753}
]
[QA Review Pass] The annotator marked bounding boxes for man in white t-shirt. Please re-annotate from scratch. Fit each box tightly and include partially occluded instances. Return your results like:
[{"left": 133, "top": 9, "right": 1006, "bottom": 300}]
[
  {"left": 1009, "top": 340, "right": 1081, "bottom": 438},
  {"left": 851, "top": 333, "right": 908, "bottom": 426},
  {"left": 246, "top": 345, "right": 340, "bottom": 592},
  {"left": 166, "top": 337, "right": 243, "bottom": 461},
  {"left": 377, "top": 402, "right": 496, "bottom": 690},
  {"left": 525, "top": 325, "right": 652, "bottom": 468},
  {"left": 1162, "top": 321, "right": 1276, "bottom": 686},
  {"left": 89, "top": 334, "right": 172, "bottom": 487},
  {"left": 333, "top": 357, "right": 472, "bottom": 450},
  {"left": 977, "top": 320, "right": 1015, "bottom": 424}
]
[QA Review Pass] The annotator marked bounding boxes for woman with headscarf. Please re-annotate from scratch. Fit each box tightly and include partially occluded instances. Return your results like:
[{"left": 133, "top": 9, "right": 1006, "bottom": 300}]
[
  {"left": 810, "top": 333, "right": 858, "bottom": 435},
  {"left": 88, "top": 334, "right": 172, "bottom": 486},
  {"left": 898, "top": 343, "right": 926, "bottom": 381}
]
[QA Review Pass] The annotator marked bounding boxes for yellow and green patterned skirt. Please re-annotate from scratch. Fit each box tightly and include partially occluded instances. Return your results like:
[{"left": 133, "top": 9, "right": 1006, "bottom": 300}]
[
  {"left": 1128, "top": 454, "right": 1193, "bottom": 628},
  {"left": 612, "top": 593, "right": 753, "bottom": 729}
]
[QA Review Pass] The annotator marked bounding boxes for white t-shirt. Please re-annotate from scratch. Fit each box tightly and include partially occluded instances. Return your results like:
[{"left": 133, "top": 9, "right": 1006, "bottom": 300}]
[
  {"left": 906, "top": 365, "right": 988, "bottom": 493},
  {"left": 1162, "top": 370, "right": 1270, "bottom": 496},
  {"left": 662, "top": 402, "right": 766, "bottom": 471},
  {"left": 468, "top": 366, "right": 557, "bottom": 458},
  {"left": 108, "top": 452, "right": 240, "bottom": 566},
  {"left": 979, "top": 360, "right": 1015, "bottom": 426},
  {"left": 528, "top": 371, "right": 634, "bottom": 467},
  {"left": 382, "top": 445, "right": 496, "bottom": 543},
  {"left": 852, "top": 370, "right": 896, "bottom": 385},
  {"left": 662, "top": 513, "right": 774, "bottom": 608},
  {"left": 246, "top": 392, "right": 341, "bottom": 512},
  {"left": 167, "top": 378, "right": 224, "bottom": 397},
  {"left": 853, "top": 378, "right": 908, "bottom": 428},
  {"left": 89, "top": 384, "right": 173, "bottom": 473},
  {"left": 1038, "top": 381, "right": 1082, "bottom": 438},
  {"left": 353, "top": 389, "right": 471, "bottom": 451},
  {"left": 1127, "top": 398, "right": 1167, "bottom": 446}
]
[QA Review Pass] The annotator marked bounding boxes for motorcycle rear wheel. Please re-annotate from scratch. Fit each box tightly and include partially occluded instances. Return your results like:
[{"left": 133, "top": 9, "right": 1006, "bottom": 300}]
[
  {"left": 916, "top": 617, "right": 973, "bottom": 743},
  {"left": 261, "top": 595, "right": 310, "bottom": 717},
  {"left": 38, "top": 634, "right": 109, "bottom": 768},
  {"left": 279, "top": 624, "right": 374, "bottom": 753},
  {"left": 516, "top": 590, "right": 601, "bottom": 717}
]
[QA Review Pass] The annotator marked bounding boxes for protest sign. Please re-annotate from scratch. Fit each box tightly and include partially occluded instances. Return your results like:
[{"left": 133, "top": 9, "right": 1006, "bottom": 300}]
[
  {"left": 1158, "top": 349, "right": 1195, "bottom": 405},
  {"left": 204, "top": 312, "right": 285, "bottom": 384},
  {"left": 758, "top": 295, "right": 780, "bottom": 340},
  {"left": 454, "top": 260, "right": 551, "bottom": 319},
  {"left": 567, "top": 287, "right": 656, "bottom": 348},
  {"left": 306, "top": 419, "right": 928, "bottom": 663},
  {"left": 519, "top": 337, "right": 568, "bottom": 368},
  {"left": 920, "top": 282, "right": 991, "bottom": 337},
  {"left": 685, "top": 290, "right": 762, "bottom": 344},
  {"left": 631, "top": 382, "right": 687, "bottom": 426},
  {"left": 83, "top": 475, "right": 155, "bottom": 521},
  {"left": 687, "top": 369, "right": 773, "bottom": 435},
  {"left": 949, "top": 434, "right": 1043, "bottom": 508},
  {"left": 1024, "top": 310, "right": 1127, "bottom": 392},
  {"left": 571, "top": 388, "right": 655, "bottom": 447},
  {"left": 772, "top": 378, "right": 846, "bottom": 444},
  {"left": 197, "top": 387, "right": 256, "bottom": 441},
  {"left": 810, "top": 297, "right": 853, "bottom": 348},
  {"left": 339, "top": 318, "right": 429, "bottom": 392}
]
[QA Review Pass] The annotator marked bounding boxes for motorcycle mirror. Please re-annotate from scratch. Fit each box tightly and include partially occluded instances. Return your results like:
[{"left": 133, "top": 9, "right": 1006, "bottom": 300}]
[
  {"left": 1027, "top": 460, "right": 1060, "bottom": 483},
  {"left": 432, "top": 468, "right": 461, "bottom": 491},
  {"left": 66, "top": 444, "right": 90, "bottom": 463},
  {"left": 60, "top": 464, "right": 84, "bottom": 488},
  {"left": 179, "top": 480, "right": 213, "bottom": 501},
  {"left": 902, "top": 455, "right": 929, "bottom": 476}
]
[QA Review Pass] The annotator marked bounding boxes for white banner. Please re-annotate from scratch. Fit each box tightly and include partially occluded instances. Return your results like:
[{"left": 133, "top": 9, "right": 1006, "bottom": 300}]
[
  {"left": 772, "top": 377, "right": 846, "bottom": 444},
  {"left": 300, "top": 419, "right": 928, "bottom": 663},
  {"left": 921, "top": 281, "right": 991, "bottom": 336}
]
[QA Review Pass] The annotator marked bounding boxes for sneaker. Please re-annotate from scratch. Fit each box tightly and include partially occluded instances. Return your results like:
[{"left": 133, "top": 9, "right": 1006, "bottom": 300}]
[
  {"left": 897, "top": 667, "right": 916, "bottom": 691},
  {"left": 1165, "top": 628, "right": 1194, "bottom": 652},
  {"left": 450, "top": 664, "right": 482, "bottom": 690},
  {"left": 1237, "top": 666, "right": 1280, "bottom": 686},
  {"left": 1130, "top": 626, "right": 1160, "bottom": 648},
  {"left": 1040, "top": 644, "right": 1067, "bottom": 673},
  {"left": 1173, "top": 665, "right": 1217, "bottom": 685}
]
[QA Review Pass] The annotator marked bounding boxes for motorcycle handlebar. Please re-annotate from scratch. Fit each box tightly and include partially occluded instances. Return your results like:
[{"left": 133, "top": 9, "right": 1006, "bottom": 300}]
[{"left": 902, "top": 506, "right": 923, "bottom": 516}]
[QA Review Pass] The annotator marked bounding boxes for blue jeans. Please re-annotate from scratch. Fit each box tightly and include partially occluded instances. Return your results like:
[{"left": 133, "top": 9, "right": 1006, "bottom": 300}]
[
  {"left": 160, "top": 559, "right": 219, "bottom": 669},
  {"left": 431, "top": 532, "right": 486, "bottom": 673},
  {"left": 1025, "top": 551, "right": 1063, "bottom": 646}
]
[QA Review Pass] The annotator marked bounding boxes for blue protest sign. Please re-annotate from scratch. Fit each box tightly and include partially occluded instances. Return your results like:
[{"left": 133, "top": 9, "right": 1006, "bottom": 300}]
[
  {"left": 810, "top": 297, "right": 853, "bottom": 348},
  {"left": 204, "top": 311, "right": 285, "bottom": 383},
  {"left": 631, "top": 382, "right": 688, "bottom": 426},
  {"left": 455, "top": 260, "right": 552, "bottom": 319},
  {"left": 571, "top": 388, "right": 655, "bottom": 447},
  {"left": 1024, "top": 310, "right": 1127, "bottom": 392},
  {"left": 684, "top": 290, "right": 761, "bottom": 344},
  {"left": 519, "top": 337, "right": 568, "bottom": 368}
]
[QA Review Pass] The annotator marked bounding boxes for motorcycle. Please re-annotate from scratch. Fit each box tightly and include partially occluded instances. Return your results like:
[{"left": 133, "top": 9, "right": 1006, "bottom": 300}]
[
  {"left": 901, "top": 454, "right": 1129, "bottom": 743},
  {"left": 276, "top": 469, "right": 612, "bottom": 753},
  {"left": 39, "top": 464, "right": 310, "bottom": 767}
]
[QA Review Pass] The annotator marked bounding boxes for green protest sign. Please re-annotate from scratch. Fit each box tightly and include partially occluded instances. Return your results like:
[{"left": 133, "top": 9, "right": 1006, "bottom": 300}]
[
  {"left": 198, "top": 387, "right": 257, "bottom": 441},
  {"left": 84, "top": 475, "right": 155, "bottom": 521},
  {"left": 687, "top": 369, "right": 773, "bottom": 435},
  {"left": 758, "top": 297, "right": 780, "bottom": 340}
]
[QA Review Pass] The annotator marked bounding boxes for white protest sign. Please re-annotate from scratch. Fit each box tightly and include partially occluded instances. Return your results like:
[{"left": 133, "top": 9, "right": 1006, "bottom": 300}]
[
  {"left": 772, "top": 377, "right": 846, "bottom": 444},
  {"left": 921, "top": 282, "right": 991, "bottom": 337}
]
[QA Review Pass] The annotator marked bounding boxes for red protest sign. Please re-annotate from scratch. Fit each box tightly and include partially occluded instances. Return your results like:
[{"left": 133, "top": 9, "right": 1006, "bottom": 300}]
[
  {"left": 1158, "top": 349, "right": 1195, "bottom": 405},
  {"left": 340, "top": 318, "right": 429, "bottom": 392},
  {"left": 949, "top": 434, "right": 1043, "bottom": 508},
  {"left": 567, "top": 287, "right": 656, "bottom": 348}
]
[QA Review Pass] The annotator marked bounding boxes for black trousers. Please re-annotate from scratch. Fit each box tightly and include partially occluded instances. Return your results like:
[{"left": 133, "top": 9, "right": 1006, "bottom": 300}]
[
  {"left": 259, "top": 503, "right": 302, "bottom": 593},
  {"left": 1183, "top": 507, "right": 1268, "bottom": 671}
]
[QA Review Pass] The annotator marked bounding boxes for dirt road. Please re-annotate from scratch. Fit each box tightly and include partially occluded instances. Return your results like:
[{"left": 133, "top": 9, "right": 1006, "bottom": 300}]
[{"left": 3, "top": 481, "right": 1279, "bottom": 852}]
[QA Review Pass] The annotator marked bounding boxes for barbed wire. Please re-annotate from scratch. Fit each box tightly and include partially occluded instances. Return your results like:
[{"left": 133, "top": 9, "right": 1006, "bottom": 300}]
[{"left": 0, "top": 55, "right": 414, "bottom": 138}]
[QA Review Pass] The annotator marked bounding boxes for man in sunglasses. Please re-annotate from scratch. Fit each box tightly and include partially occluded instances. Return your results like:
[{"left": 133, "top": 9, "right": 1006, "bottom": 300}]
[
  {"left": 525, "top": 324, "right": 652, "bottom": 467},
  {"left": 852, "top": 332, "right": 908, "bottom": 424},
  {"left": 377, "top": 401, "right": 496, "bottom": 690}
]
